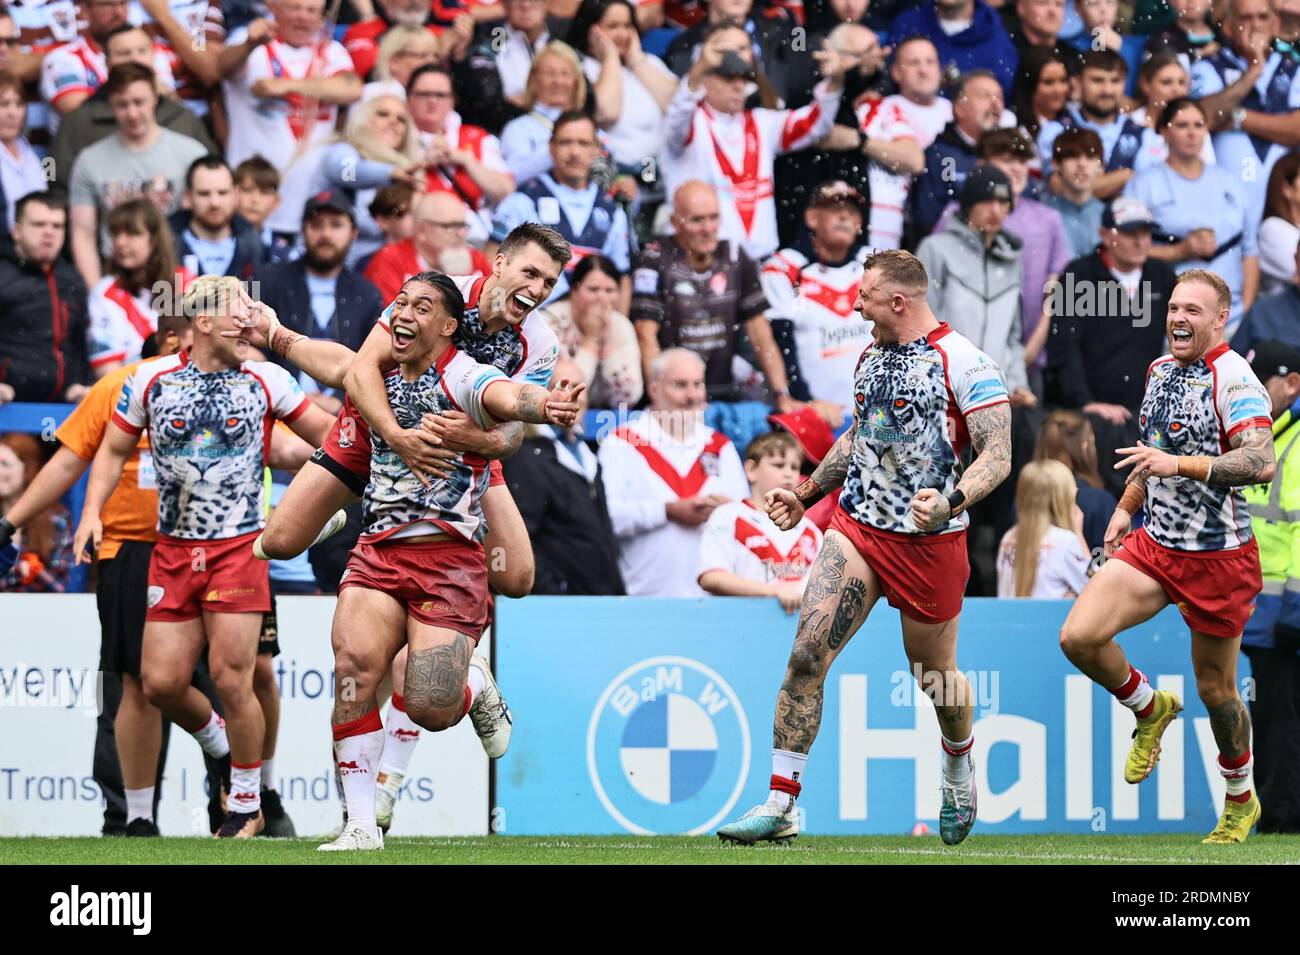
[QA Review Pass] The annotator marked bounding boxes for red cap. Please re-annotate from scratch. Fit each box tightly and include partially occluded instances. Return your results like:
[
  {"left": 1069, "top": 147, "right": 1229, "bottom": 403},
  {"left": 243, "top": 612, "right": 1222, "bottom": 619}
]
[{"left": 767, "top": 406, "right": 835, "bottom": 465}]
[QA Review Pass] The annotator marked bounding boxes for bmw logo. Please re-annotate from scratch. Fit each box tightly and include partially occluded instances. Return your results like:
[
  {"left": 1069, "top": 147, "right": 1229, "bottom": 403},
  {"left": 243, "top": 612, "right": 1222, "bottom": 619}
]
[{"left": 586, "top": 656, "right": 750, "bottom": 835}]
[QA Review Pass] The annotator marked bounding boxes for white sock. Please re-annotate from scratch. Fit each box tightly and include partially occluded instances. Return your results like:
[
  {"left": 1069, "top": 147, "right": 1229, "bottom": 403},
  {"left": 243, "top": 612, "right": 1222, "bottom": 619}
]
[
  {"left": 125, "top": 787, "right": 154, "bottom": 824},
  {"left": 378, "top": 695, "right": 421, "bottom": 793},
  {"left": 1112, "top": 666, "right": 1156, "bottom": 716},
  {"left": 466, "top": 664, "right": 486, "bottom": 708},
  {"left": 941, "top": 734, "right": 974, "bottom": 782},
  {"left": 192, "top": 710, "right": 229, "bottom": 759},
  {"left": 1219, "top": 750, "right": 1254, "bottom": 800},
  {"left": 260, "top": 758, "right": 275, "bottom": 791},
  {"left": 229, "top": 762, "right": 262, "bottom": 814},
  {"left": 334, "top": 710, "right": 385, "bottom": 829},
  {"left": 771, "top": 749, "right": 807, "bottom": 785}
]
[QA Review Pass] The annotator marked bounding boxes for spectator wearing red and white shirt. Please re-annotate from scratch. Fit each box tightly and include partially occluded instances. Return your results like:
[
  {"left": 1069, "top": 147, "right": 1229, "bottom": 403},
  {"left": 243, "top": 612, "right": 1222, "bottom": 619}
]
[
  {"left": 129, "top": 0, "right": 226, "bottom": 113},
  {"left": 853, "top": 35, "right": 938, "bottom": 249},
  {"left": 406, "top": 63, "right": 513, "bottom": 244},
  {"left": 87, "top": 197, "right": 195, "bottom": 375},
  {"left": 41, "top": 0, "right": 175, "bottom": 127},
  {"left": 598, "top": 347, "right": 749, "bottom": 596},
  {"left": 661, "top": 21, "right": 850, "bottom": 260},
  {"left": 363, "top": 191, "right": 490, "bottom": 302},
  {"left": 699, "top": 429, "right": 823, "bottom": 613},
  {"left": 343, "top": 0, "right": 440, "bottom": 79},
  {"left": 218, "top": 0, "right": 361, "bottom": 236},
  {"left": 761, "top": 181, "right": 870, "bottom": 415}
]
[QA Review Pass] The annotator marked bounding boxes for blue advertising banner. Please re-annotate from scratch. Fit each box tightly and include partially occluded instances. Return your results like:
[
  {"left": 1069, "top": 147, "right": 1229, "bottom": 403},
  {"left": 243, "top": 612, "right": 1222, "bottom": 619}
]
[{"left": 496, "top": 597, "right": 1249, "bottom": 836}]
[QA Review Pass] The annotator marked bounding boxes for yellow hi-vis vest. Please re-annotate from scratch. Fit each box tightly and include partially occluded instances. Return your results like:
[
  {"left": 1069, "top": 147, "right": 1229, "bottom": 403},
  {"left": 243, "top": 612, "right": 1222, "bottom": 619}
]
[{"left": 1242, "top": 405, "right": 1300, "bottom": 648}]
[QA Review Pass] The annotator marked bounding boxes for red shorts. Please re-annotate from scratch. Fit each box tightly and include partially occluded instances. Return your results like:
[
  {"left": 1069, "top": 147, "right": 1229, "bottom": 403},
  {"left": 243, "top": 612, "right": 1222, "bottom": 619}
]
[
  {"left": 146, "top": 529, "right": 272, "bottom": 621},
  {"left": 339, "top": 537, "right": 490, "bottom": 639},
  {"left": 1111, "top": 529, "right": 1262, "bottom": 638},
  {"left": 829, "top": 509, "right": 968, "bottom": 623},
  {"left": 322, "top": 394, "right": 372, "bottom": 482}
]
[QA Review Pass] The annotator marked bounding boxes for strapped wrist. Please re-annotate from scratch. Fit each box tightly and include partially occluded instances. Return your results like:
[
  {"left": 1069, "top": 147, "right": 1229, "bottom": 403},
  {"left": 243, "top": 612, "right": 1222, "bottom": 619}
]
[
  {"left": 794, "top": 478, "right": 826, "bottom": 508},
  {"left": 1117, "top": 481, "right": 1147, "bottom": 516},
  {"left": 1176, "top": 455, "right": 1213, "bottom": 483}
]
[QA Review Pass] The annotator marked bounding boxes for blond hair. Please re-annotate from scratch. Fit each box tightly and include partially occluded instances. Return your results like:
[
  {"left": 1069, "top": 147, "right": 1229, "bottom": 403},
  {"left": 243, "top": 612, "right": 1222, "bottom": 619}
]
[
  {"left": 181, "top": 275, "right": 245, "bottom": 320},
  {"left": 863, "top": 249, "right": 929, "bottom": 295},
  {"left": 344, "top": 93, "right": 423, "bottom": 167},
  {"left": 1009, "top": 460, "right": 1077, "bottom": 597},
  {"left": 523, "top": 41, "right": 588, "bottom": 110},
  {"left": 374, "top": 24, "right": 437, "bottom": 82},
  {"left": 1176, "top": 268, "right": 1231, "bottom": 312}
]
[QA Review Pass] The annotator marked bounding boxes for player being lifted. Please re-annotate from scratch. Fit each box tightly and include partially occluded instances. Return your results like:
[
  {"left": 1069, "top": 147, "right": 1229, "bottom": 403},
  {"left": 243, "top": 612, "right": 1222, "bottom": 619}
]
[
  {"left": 74, "top": 276, "right": 337, "bottom": 838},
  {"left": 1060, "top": 270, "right": 1275, "bottom": 844},
  {"left": 717, "top": 250, "right": 1013, "bottom": 846},
  {"left": 233, "top": 270, "right": 584, "bottom": 850}
]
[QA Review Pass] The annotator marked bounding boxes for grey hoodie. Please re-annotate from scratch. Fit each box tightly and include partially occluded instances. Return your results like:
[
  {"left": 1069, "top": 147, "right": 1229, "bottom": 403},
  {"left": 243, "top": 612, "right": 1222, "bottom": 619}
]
[{"left": 916, "top": 215, "right": 1028, "bottom": 392}]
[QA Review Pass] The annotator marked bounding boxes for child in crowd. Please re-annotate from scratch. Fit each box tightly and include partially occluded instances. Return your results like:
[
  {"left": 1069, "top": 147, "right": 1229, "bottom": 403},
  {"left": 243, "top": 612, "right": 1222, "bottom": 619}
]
[
  {"left": 698, "top": 431, "right": 823, "bottom": 614},
  {"left": 233, "top": 156, "right": 294, "bottom": 264},
  {"left": 997, "top": 460, "right": 1092, "bottom": 598}
]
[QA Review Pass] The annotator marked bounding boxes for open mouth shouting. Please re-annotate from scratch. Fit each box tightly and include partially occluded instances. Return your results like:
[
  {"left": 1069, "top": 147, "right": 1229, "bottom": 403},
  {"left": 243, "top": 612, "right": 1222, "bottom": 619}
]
[
  {"left": 391, "top": 322, "right": 418, "bottom": 354},
  {"left": 508, "top": 291, "right": 537, "bottom": 321}
]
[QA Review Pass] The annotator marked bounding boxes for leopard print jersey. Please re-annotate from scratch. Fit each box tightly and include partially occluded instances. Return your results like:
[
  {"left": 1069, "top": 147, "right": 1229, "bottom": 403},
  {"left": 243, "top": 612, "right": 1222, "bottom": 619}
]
[
  {"left": 840, "top": 326, "right": 1009, "bottom": 534},
  {"left": 1138, "top": 346, "right": 1271, "bottom": 551}
]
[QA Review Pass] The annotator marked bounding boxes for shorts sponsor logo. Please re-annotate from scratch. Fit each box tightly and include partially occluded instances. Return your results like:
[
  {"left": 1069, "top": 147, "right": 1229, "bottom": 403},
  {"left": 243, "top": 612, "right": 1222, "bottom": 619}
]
[
  {"left": 205, "top": 586, "right": 256, "bottom": 602},
  {"left": 146, "top": 586, "right": 164, "bottom": 608},
  {"left": 587, "top": 656, "right": 749, "bottom": 835},
  {"left": 419, "top": 599, "right": 453, "bottom": 615}
]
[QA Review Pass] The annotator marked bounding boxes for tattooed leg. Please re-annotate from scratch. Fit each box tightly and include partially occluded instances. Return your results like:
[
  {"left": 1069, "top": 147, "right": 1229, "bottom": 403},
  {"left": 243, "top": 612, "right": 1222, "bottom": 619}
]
[
  {"left": 330, "top": 587, "right": 408, "bottom": 724},
  {"left": 403, "top": 621, "right": 475, "bottom": 733},
  {"left": 1192, "top": 631, "right": 1251, "bottom": 759},
  {"left": 901, "top": 613, "right": 971, "bottom": 743},
  {"left": 773, "top": 532, "right": 881, "bottom": 754}
]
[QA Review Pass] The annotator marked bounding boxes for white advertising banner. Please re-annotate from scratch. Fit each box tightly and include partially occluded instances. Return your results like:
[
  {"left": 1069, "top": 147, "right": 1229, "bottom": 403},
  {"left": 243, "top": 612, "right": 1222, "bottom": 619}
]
[{"left": 0, "top": 594, "right": 489, "bottom": 836}]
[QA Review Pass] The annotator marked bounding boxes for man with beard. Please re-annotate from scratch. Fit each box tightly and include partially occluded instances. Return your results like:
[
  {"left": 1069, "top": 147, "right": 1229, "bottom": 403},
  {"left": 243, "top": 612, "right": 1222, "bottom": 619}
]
[
  {"left": 1036, "top": 51, "right": 1164, "bottom": 200},
  {"left": 252, "top": 192, "right": 385, "bottom": 414}
]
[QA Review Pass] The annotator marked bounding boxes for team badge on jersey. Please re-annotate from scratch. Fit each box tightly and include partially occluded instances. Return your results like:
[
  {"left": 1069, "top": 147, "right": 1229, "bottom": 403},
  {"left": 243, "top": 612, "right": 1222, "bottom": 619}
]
[
  {"left": 587, "top": 656, "right": 750, "bottom": 834},
  {"left": 537, "top": 197, "right": 562, "bottom": 225}
]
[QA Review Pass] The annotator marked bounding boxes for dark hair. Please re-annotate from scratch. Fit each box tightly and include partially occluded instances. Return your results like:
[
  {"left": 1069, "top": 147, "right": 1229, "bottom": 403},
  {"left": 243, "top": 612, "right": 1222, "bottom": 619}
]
[
  {"left": 233, "top": 155, "right": 280, "bottom": 191},
  {"left": 954, "top": 68, "right": 1000, "bottom": 100},
  {"left": 185, "top": 154, "right": 231, "bottom": 191},
  {"left": 700, "top": 18, "right": 781, "bottom": 109},
  {"left": 104, "top": 23, "right": 150, "bottom": 50},
  {"left": 1052, "top": 126, "right": 1104, "bottom": 163},
  {"left": 571, "top": 253, "right": 621, "bottom": 288},
  {"left": 103, "top": 61, "right": 156, "bottom": 98},
  {"left": 1263, "top": 150, "right": 1300, "bottom": 223},
  {"left": 401, "top": 270, "right": 466, "bottom": 325},
  {"left": 498, "top": 222, "right": 572, "bottom": 267},
  {"left": 370, "top": 181, "right": 416, "bottom": 220},
  {"left": 1078, "top": 49, "right": 1127, "bottom": 78},
  {"left": 1135, "top": 50, "right": 1186, "bottom": 107},
  {"left": 406, "top": 62, "right": 453, "bottom": 97},
  {"left": 891, "top": 33, "right": 937, "bottom": 62},
  {"left": 1013, "top": 47, "right": 1072, "bottom": 141},
  {"left": 1156, "top": 95, "right": 1206, "bottom": 131},
  {"left": 0, "top": 68, "right": 21, "bottom": 101},
  {"left": 567, "top": 0, "right": 638, "bottom": 58},
  {"left": 551, "top": 108, "right": 596, "bottom": 139},
  {"left": 977, "top": 127, "right": 1035, "bottom": 160},
  {"left": 106, "top": 198, "right": 179, "bottom": 294},
  {"left": 14, "top": 191, "right": 65, "bottom": 223}
]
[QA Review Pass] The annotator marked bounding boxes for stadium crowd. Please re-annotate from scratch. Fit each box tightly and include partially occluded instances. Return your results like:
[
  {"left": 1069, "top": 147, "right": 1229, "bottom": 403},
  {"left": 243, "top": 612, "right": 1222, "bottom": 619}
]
[{"left": 0, "top": 0, "right": 1299, "bottom": 835}]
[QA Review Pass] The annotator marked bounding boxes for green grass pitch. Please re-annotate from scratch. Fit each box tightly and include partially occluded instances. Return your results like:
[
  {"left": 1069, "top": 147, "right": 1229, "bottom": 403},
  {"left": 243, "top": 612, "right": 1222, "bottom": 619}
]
[{"left": 3, "top": 834, "right": 1298, "bottom": 864}]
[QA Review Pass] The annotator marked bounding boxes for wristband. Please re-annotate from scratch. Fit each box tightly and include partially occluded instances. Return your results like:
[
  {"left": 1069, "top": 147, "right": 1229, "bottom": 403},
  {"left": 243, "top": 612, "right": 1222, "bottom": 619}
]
[
  {"left": 794, "top": 478, "right": 827, "bottom": 508},
  {"left": 1176, "top": 455, "right": 1213, "bottom": 482},
  {"left": 945, "top": 489, "right": 967, "bottom": 517},
  {"left": 270, "top": 326, "right": 305, "bottom": 358},
  {"left": 0, "top": 517, "right": 14, "bottom": 547},
  {"left": 1117, "top": 481, "right": 1147, "bottom": 516}
]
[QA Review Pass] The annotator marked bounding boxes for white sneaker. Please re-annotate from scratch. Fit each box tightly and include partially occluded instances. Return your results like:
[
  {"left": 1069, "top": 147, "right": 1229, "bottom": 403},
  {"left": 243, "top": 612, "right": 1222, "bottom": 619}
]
[
  {"left": 468, "top": 655, "right": 512, "bottom": 758},
  {"left": 317, "top": 821, "right": 384, "bottom": 852}
]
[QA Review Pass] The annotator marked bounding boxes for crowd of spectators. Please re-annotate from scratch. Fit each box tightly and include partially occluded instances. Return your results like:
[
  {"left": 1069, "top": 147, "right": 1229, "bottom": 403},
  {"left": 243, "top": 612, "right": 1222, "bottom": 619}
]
[{"left": 2, "top": 0, "right": 1300, "bottom": 604}]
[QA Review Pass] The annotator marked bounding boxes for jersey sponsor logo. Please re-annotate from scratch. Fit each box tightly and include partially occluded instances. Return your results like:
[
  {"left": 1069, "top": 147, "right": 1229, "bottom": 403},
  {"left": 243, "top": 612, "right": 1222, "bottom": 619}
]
[
  {"left": 966, "top": 379, "right": 1007, "bottom": 406},
  {"left": 709, "top": 272, "right": 728, "bottom": 295},
  {"left": 587, "top": 656, "right": 749, "bottom": 834},
  {"left": 1228, "top": 397, "right": 1269, "bottom": 419},
  {"left": 633, "top": 268, "right": 658, "bottom": 295},
  {"left": 146, "top": 585, "right": 164, "bottom": 608},
  {"left": 116, "top": 383, "right": 132, "bottom": 413},
  {"left": 537, "top": 196, "right": 562, "bottom": 225}
]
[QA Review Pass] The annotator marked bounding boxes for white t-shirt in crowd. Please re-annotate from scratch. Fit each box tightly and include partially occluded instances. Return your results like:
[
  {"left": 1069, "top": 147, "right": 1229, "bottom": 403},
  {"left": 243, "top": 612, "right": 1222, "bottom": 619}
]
[{"left": 996, "top": 524, "right": 1091, "bottom": 598}]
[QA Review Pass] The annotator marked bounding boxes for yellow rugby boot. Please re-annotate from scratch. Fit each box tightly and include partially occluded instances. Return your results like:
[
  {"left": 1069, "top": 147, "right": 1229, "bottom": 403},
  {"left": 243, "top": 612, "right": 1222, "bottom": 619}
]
[
  {"left": 1202, "top": 794, "right": 1262, "bottom": 844},
  {"left": 1124, "top": 689, "right": 1182, "bottom": 784}
]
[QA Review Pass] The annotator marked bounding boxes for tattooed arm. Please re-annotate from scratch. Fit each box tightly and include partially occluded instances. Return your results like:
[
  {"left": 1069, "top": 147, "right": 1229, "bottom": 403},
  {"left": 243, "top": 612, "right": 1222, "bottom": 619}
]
[
  {"left": 1209, "top": 427, "right": 1275, "bottom": 487},
  {"left": 481, "top": 379, "right": 586, "bottom": 427},
  {"left": 956, "top": 403, "right": 1014, "bottom": 504},
  {"left": 793, "top": 427, "right": 854, "bottom": 506}
]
